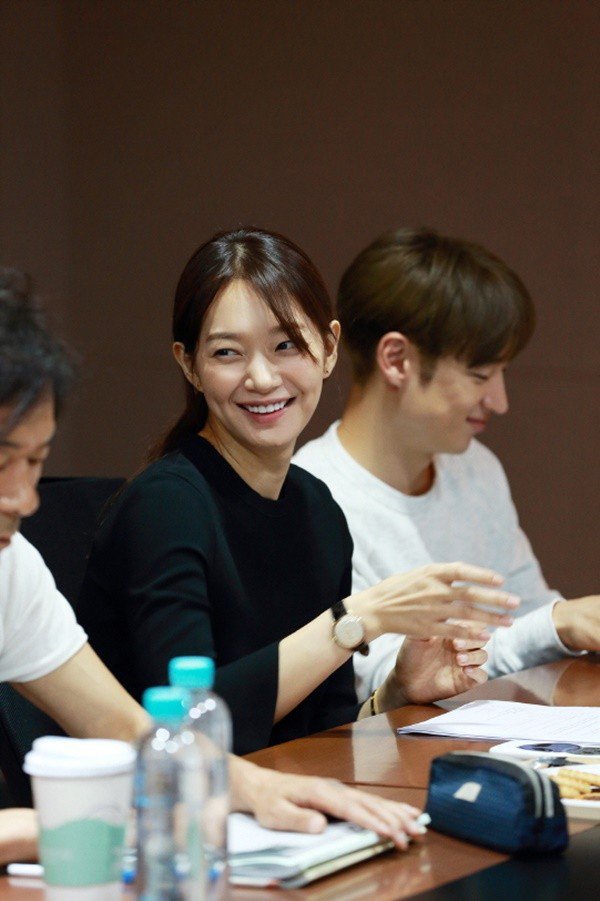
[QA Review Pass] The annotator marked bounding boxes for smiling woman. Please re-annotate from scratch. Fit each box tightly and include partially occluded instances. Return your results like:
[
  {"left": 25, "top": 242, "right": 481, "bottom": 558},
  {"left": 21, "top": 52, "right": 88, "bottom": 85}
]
[
  {"left": 154, "top": 227, "right": 336, "bottom": 462},
  {"left": 171, "top": 278, "right": 340, "bottom": 494},
  {"left": 77, "top": 227, "right": 518, "bottom": 756}
]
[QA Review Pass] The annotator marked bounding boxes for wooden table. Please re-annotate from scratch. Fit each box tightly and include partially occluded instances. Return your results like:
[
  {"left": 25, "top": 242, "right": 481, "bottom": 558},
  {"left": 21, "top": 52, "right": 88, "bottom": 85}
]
[
  {"left": 241, "top": 656, "right": 600, "bottom": 898},
  {"left": 1, "top": 657, "right": 599, "bottom": 899},
  {"left": 246, "top": 656, "right": 600, "bottom": 787}
]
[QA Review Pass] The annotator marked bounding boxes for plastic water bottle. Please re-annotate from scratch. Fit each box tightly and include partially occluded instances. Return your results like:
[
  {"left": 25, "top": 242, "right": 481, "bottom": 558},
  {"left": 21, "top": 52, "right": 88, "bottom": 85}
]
[
  {"left": 136, "top": 686, "right": 206, "bottom": 900},
  {"left": 169, "top": 657, "right": 231, "bottom": 897}
]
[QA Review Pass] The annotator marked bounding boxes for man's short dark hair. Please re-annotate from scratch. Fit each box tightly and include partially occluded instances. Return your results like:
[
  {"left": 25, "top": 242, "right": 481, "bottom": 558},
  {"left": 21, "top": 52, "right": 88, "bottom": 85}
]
[
  {"left": 338, "top": 228, "right": 536, "bottom": 384},
  {"left": 0, "top": 268, "right": 76, "bottom": 430}
]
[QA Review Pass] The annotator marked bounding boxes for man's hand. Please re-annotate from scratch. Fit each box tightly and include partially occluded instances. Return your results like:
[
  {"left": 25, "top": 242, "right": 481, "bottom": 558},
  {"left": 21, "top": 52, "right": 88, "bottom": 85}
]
[
  {"left": 0, "top": 809, "right": 38, "bottom": 864},
  {"left": 392, "top": 635, "right": 488, "bottom": 705},
  {"left": 552, "top": 596, "right": 600, "bottom": 652},
  {"left": 229, "top": 758, "right": 425, "bottom": 848}
]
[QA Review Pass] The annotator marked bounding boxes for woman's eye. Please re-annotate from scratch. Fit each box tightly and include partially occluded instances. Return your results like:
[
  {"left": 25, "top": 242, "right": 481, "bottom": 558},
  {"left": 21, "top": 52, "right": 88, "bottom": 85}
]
[
  {"left": 214, "top": 348, "right": 238, "bottom": 358},
  {"left": 276, "top": 340, "right": 297, "bottom": 352},
  {"left": 470, "top": 371, "right": 490, "bottom": 383}
]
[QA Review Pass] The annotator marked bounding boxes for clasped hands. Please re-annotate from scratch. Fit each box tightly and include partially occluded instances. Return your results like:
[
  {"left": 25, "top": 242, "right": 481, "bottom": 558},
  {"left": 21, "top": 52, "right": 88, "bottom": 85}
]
[{"left": 350, "top": 562, "right": 521, "bottom": 710}]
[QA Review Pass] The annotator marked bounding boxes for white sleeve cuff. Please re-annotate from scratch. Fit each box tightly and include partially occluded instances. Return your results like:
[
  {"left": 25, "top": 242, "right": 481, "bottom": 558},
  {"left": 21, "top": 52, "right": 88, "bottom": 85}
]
[{"left": 484, "top": 601, "right": 582, "bottom": 679}]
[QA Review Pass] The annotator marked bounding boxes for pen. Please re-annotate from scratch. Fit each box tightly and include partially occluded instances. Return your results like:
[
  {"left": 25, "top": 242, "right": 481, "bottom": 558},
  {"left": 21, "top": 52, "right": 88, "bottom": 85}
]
[
  {"left": 7, "top": 863, "right": 43, "bottom": 877},
  {"left": 7, "top": 857, "right": 138, "bottom": 883}
]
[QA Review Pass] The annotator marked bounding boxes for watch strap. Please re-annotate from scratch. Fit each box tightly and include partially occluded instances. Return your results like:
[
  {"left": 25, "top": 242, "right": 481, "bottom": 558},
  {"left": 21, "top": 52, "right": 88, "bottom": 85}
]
[{"left": 331, "top": 599, "right": 348, "bottom": 622}]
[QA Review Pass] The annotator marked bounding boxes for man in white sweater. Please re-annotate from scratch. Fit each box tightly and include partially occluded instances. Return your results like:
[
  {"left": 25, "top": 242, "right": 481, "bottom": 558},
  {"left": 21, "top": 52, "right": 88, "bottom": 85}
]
[{"left": 295, "top": 228, "right": 598, "bottom": 702}]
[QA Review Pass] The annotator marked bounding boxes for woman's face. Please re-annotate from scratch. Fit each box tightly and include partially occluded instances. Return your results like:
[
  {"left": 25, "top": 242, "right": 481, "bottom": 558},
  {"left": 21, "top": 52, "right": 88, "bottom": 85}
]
[{"left": 175, "top": 279, "right": 339, "bottom": 458}]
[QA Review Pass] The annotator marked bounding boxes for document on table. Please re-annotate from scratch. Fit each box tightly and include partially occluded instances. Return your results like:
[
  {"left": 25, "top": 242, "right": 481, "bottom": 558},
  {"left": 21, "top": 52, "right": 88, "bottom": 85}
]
[
  {"left": 397, "top": 700, "right": 600, "bottom": 743},
  {"left": 228, "top": 813, "right": 393, "bottom": 888}
]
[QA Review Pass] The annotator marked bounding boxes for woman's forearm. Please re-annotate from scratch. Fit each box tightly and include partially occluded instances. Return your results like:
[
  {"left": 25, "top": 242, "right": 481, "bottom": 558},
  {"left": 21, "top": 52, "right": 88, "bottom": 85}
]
[
  {"left": 275, "top": 609, "right": 354, "bottom": 721},
  {"left": 274, "top": 561, "right": 514, "bottom": 724}
]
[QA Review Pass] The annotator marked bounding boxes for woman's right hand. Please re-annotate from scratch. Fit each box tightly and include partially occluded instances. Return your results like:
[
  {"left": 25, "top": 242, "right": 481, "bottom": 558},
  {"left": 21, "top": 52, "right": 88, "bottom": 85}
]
[
  {"left": 235, "top": 762, "right": 425, "bottom": 848},
  {"left": 350, "top": 562, "right": 520, "bottom": 642}
]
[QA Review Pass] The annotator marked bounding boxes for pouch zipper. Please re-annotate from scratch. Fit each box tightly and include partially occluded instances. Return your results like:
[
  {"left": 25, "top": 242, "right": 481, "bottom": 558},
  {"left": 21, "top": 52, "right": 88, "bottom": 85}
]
[{"left": 449, "top": 752, "right": 554, "bottom": 819}]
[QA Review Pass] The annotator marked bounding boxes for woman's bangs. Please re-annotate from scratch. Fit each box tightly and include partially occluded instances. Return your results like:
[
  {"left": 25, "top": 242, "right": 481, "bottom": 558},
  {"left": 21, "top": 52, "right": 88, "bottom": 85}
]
[{"left": 246, "top": 271, "right": 319, "bottom": 359}]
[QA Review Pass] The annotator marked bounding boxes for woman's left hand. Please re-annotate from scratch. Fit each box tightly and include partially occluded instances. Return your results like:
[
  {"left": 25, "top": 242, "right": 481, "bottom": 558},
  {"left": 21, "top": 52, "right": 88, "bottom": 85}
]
[{"left": 393, "top": 635, "right": 488, "bottom": 705}]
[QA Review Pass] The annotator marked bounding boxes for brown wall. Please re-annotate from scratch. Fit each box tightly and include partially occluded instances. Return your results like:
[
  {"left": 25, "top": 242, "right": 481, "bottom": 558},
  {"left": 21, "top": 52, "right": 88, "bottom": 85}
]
[{"left": 1, "top": 0, "right": 598, "bottom": 596}]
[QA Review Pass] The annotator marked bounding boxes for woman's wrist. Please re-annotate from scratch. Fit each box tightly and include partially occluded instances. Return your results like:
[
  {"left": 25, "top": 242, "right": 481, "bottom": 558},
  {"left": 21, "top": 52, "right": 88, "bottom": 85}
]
[
  {"left": 228, "top": 755, "right": 264, "bottom": 813},
  {"left": 358, "top": 683, "right": 394, "bottom": 720},
  {"left": 345, "top": 587, "right": 382, "bottom": 644}
]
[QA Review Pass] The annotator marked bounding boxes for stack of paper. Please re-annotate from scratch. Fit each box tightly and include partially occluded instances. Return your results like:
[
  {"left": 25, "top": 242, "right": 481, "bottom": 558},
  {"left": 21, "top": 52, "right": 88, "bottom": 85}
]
[
  {"left": 397, "top": 700, "right": 600, "bottom": 743},
  {"left": 228, "top": 814, "right": 393, "bottom": 888}
]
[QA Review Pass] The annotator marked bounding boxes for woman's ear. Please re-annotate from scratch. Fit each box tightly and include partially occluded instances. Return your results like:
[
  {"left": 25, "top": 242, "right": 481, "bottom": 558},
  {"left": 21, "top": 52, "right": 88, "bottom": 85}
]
[
  {"left": 173, "top": 342, "right": 201, "bottom": 391},
  {"left": 376, "top": 332, "right": 413, "bottom": 388},
  {"left": 323, "top": 320, "right": 341, "bottom": 378}
]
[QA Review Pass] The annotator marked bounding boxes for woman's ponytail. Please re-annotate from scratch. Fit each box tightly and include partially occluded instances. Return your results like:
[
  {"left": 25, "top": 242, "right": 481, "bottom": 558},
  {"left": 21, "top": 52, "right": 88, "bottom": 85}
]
[{"left": 147, "top": 381, "right": 207, "bottom": 461}]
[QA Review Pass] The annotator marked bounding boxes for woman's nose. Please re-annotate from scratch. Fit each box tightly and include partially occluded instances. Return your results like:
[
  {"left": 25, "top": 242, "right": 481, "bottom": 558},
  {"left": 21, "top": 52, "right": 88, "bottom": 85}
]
[{"left": 244, "top": 356, "right": 283, "bottom": 392}]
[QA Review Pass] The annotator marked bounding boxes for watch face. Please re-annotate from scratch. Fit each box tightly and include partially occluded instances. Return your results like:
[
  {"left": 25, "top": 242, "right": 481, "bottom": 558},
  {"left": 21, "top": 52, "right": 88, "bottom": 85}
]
[{"left": 334, "top": 614, "right": 365, "bottom": 649}]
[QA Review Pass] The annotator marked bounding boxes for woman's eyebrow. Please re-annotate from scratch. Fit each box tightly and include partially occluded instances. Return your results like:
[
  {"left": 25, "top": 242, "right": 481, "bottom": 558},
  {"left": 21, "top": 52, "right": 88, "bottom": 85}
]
[
  {"left": 206, "top": 325, "right": 288, "bottom": 343},
  {"left": 205, "top": 331, "right": 240, "bottom": 342}
]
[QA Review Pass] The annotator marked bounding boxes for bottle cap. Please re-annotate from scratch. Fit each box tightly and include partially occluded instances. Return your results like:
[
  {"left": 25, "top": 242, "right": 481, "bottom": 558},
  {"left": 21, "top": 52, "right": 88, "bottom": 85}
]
[
  {"left": 169, "top": 656, "right": 215, "bottom": 690},
  {"left": 142, "top": 686, "right": 190, "bottom": 721}
]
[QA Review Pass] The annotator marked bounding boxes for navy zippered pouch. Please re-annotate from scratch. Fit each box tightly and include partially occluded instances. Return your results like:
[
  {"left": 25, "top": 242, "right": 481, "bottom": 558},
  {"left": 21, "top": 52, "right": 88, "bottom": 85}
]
[{"left": 425, "top": 751, "right": 569, "bottom": 854}]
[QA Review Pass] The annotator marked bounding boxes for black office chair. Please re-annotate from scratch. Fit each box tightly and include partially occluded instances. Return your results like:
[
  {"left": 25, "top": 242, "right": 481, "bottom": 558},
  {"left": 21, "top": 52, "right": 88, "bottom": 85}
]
[{"left": 0, "top": 476, "right": 124, "bottom": 806}]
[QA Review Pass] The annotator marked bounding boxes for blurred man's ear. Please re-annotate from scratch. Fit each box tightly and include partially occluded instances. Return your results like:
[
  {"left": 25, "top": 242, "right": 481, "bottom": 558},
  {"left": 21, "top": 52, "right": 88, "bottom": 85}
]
[{"left": 376, "top": 332, "right": 415, "bottom": 388}]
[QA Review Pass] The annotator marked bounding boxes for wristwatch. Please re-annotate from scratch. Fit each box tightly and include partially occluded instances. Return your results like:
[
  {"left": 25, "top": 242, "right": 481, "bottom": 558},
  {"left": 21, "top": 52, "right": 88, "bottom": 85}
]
[{"left": 331, "top": 600, "right": 369, "bottom": 656}]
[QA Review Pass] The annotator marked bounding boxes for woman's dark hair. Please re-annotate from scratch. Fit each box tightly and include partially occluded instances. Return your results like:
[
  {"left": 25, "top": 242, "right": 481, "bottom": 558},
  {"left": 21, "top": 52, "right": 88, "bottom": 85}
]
[
  {"left": 338, "top": 227, "right": 536, "bottom": 384},
  {"left": 149, "top": 227, "right": 334, "bottom": 460},
  {"left": 0, "top": 268, "right": 76, "bottom": 433}
]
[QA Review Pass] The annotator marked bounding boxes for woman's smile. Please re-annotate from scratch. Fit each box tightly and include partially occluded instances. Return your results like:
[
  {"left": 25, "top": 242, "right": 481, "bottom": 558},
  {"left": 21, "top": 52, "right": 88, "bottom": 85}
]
[{"left": 237, "top": 397, "right": 296, "bottom": 422}]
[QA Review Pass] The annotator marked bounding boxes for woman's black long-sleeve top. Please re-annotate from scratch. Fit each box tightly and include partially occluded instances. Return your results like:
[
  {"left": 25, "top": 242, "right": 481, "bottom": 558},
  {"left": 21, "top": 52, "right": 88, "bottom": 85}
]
[{"left": 77, "top": 435, "right": 360, "bottom": 754}]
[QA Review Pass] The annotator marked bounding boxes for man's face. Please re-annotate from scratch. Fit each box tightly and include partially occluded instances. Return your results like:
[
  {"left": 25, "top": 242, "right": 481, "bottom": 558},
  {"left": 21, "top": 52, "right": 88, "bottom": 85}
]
[
  {"left": 401, "top": 355, "right": 509, "bottom": 457},
  {"left": 0, "top": 396, "right": 56, "bottom": 549}
]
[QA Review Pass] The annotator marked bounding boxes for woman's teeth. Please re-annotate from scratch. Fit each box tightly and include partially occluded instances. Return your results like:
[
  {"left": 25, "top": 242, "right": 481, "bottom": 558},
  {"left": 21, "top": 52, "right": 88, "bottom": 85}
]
[{"left": 244, "top": 401, "right": 287, "bottom": 414}]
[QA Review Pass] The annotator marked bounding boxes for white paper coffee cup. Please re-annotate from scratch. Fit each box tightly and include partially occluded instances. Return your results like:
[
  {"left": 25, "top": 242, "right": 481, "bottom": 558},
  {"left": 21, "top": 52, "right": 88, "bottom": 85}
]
[{"left": 24, "top": 737, "right": 135, "bottom": 888}]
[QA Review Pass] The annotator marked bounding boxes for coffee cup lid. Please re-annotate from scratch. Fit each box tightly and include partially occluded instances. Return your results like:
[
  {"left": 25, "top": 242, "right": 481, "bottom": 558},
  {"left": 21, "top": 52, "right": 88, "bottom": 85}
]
[{"left": 23, "top": 736, "right": 135, "bottom": 778}]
